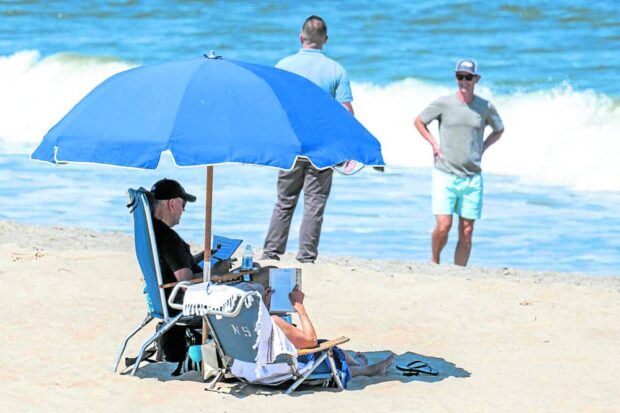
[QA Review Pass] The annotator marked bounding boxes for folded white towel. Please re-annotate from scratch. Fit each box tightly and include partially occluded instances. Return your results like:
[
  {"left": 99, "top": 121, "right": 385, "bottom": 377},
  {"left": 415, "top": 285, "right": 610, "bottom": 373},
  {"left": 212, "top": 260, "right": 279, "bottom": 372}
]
[
  {"left": 267, "top": 317, "right": 298, "bottom": 363},
  {"left": 231, "top": 317, "right": 308, "bottom": 384},
  {"left": 182, "top": 282, "right": 249, "bottom": 316}
]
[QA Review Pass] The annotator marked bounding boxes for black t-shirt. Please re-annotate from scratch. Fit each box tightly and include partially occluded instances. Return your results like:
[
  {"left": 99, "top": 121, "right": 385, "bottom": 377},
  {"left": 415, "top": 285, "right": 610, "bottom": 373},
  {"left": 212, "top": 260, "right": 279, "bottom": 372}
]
[{"left": 152, "top": 217, "right": 202, "bottom": 313}]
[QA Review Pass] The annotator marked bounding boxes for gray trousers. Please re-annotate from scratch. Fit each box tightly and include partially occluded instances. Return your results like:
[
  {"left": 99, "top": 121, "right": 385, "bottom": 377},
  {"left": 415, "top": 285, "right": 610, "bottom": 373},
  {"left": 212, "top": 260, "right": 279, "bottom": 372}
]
[{"left": 263, "top": 159, "right": 333, "bottom": 262}]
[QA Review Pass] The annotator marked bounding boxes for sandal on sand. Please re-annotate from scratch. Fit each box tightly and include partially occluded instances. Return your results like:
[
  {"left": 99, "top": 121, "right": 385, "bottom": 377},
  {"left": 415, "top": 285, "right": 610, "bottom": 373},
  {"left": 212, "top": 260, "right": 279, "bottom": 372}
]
[{"left": 396, "top": 360, "right": 438, "bottom": 376}]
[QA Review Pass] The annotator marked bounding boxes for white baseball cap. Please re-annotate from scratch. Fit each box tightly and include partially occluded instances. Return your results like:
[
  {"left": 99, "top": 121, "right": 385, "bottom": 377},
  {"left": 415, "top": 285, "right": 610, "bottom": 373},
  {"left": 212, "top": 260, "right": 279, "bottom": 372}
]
[{"left": 455, "top": 59, "right": 480, "bottom": 77}]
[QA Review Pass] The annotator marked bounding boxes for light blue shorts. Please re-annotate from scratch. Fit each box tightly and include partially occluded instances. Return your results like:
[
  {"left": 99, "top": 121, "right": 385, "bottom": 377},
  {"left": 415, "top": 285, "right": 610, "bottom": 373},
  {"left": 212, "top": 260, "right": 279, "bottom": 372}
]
[{"left": 432, "top": 168, "right": 483, "bottom": 220}]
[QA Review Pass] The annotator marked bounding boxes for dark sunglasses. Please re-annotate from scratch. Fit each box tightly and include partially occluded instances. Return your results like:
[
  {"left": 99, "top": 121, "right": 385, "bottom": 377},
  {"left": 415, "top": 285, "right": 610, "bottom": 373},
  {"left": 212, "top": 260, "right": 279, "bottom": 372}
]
[{"left": 456, "top": 74, "right": 475, "bottom": 81}]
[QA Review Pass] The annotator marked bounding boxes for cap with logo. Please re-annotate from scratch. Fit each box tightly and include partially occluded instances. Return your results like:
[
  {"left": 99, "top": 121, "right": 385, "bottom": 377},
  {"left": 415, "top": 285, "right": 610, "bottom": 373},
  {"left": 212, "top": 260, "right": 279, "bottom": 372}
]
[
  {"left": 151, "top": 178, "right": 196, "bottom": 202},
  {"left": 455, "top": 59, "right": 480, "bottom": 77}
]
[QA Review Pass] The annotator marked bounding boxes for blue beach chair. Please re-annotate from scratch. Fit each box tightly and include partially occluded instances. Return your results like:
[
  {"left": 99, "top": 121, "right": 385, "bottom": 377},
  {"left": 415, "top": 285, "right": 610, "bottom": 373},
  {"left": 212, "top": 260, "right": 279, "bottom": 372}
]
[
  {"left": 173, "top": 284, "right": 350, "bottom": 394},
  {"left": 111, "top": 188, "right": 241, "bottom": 375}
]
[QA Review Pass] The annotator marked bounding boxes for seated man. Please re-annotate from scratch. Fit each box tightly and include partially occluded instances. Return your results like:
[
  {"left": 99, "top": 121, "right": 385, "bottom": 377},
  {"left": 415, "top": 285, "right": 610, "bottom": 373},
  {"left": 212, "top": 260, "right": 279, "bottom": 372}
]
[
  {"left": 231, "top": 285, "right": 394, "bottom": 385},
  {"left": 150, "top": 178, "right": 202, "bottom": 295},
  {"left": 150, "top": 178, "right": 202, "bottom": 363}
]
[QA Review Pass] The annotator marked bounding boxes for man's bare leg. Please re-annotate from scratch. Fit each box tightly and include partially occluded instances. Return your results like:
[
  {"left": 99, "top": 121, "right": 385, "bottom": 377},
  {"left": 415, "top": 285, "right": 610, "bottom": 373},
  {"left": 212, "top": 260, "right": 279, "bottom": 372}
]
[
  {"left": 432, "top": 215, "right": 452, "bottom": 264},
  {"left": 349, "top": 353, "right": 395, "bottom": 378},
  {"left": 354, "top": 352, "right": 368, "bottom": 365},
  {"left": 344, "top": 351, "right": 368, "bottom": 366},
  {"left": 454, "top": 217, "right": 475, "bottom": 266}
]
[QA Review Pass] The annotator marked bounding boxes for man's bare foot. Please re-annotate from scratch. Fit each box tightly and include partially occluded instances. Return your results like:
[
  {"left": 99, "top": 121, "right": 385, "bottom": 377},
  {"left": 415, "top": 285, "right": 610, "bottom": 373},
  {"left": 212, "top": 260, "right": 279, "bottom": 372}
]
[
  {"left": 344, "top": 351, "right": 369, "bottom": 366},
  {"left": 366, "top": 353, "right": 395, "bottom": 376},
  {"left": 355, "top": 352, "right": 369, "bottom": 366},
  {"left": 344, "top": 351, "right": 360, "bottom": 366}
]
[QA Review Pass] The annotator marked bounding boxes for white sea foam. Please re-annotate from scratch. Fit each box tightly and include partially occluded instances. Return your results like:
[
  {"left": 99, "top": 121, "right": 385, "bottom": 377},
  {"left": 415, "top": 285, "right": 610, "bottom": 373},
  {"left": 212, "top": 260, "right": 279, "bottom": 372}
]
[
  {"left": 1, "top": 50, "right": 619, "bottom": 192},
  {"left": 0, "top": 50, "right": 131, "bottom": 152},
  {"left": 353, "top": 79, "right": 620, "bottom": 192}
]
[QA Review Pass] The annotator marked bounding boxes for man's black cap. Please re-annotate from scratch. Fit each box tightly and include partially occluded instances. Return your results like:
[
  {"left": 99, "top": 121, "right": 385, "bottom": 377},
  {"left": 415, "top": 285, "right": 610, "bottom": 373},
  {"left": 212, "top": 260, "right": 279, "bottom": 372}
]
[{"left": 151, "top": 178, "right": 196, "bottom": 202}]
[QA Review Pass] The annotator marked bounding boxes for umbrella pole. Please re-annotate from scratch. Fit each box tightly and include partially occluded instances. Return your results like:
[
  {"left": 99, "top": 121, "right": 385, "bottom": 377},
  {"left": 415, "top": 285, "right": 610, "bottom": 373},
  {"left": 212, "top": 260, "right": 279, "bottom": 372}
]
[
  {"left": 203, "top": 165, "right": 213, "bottom": 283},
  {"left": 202, "top": 166, "right": 214, "bottom": 358}
]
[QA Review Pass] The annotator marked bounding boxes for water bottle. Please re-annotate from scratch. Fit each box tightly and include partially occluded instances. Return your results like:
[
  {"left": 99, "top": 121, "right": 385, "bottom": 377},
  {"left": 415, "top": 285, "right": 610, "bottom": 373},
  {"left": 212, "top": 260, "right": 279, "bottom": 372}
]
[{"left": 242, "top": 244, "right": 253, "bottom": 271}]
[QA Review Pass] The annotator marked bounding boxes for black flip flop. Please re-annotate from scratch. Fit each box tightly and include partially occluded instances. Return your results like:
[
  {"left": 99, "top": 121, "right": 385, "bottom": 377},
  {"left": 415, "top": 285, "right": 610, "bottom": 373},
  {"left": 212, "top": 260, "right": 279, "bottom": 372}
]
[{"left": 396, "top": 360, "right": 439, "bottom": 376}]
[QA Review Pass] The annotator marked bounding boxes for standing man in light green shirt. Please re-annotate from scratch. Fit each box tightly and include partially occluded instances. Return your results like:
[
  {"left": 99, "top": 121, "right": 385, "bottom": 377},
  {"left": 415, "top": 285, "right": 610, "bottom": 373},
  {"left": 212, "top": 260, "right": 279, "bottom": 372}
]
[{"left": 414, "top": 59, "right": 504, "bottom": 266}]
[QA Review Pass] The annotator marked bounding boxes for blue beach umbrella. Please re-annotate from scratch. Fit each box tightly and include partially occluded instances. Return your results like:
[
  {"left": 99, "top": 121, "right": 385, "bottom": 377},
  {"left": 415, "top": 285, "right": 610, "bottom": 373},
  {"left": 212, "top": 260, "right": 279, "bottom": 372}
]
[{"left": 32, "top": 54, "right": 385, "bottom": 281}]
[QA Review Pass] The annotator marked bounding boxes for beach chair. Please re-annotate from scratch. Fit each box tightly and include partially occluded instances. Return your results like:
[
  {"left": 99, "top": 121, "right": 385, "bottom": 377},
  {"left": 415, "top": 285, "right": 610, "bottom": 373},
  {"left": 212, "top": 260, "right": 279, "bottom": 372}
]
[
  {"left": 111, "top": 188, "right": 241, "bottom": 375},
  {"left": 171, "top": 283, "right": 349, "bottom": 394}
]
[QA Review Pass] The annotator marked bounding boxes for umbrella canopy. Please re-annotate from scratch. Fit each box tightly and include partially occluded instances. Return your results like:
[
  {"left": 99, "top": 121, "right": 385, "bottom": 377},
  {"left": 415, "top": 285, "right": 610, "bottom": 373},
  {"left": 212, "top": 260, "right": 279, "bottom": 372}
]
[
  {"left": 31, "top": 54, "right": 385, "bottom": 287},
  {"left": 32, "top": 55, "right": 384, "bottom": 169}
]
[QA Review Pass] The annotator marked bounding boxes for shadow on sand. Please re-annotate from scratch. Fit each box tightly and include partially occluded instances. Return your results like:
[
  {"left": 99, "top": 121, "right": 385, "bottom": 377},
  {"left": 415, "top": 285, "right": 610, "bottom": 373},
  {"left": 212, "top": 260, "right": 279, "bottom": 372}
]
[
  {"left": 126, "top": 349, "right": 469, "bottom": 398},
  {"left": 346, "top": 350, "right": 470, "bottom": 391}
]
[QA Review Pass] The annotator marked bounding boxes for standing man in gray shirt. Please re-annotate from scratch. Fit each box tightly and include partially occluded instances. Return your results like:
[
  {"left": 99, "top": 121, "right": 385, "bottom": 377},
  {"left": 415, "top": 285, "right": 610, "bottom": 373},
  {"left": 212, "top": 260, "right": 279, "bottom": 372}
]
[
  {"left": 414, "top": 59, "right": 504, "bottom": 266},
  {"left": 262, "top": 15, "right": 354, "bottom": 263}
]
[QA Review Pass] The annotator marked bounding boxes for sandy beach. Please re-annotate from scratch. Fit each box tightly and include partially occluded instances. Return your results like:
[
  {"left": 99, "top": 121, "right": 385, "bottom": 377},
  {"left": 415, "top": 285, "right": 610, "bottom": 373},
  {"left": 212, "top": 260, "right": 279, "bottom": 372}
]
[{"left": 1, "top": 220, "right": 619, "bottom": 412}]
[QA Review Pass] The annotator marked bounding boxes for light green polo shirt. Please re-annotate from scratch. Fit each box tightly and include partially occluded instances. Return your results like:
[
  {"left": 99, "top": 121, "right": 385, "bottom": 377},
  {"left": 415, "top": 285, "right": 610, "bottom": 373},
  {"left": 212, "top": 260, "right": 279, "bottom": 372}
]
[
  {"left": 275, "top": 48, "right": 353, "bottom": 103},
  {"left": 419, "top": 94, "right": 503, "bottom": 176}
]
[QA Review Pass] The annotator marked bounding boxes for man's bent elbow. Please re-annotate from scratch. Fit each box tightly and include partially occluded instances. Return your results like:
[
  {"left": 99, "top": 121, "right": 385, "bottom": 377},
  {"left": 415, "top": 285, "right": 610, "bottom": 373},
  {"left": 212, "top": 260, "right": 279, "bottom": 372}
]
[
  {"left": 297, "top": 329, "right": 318, "bottom": 349},
  {"left": 174, "top": 268, "right": 194, "bottom": 282},
  {"left": 414, "top": 116, "right": 427, "bottom": 132},
  {"left": 300, "top": 336, "right": 318, "bottom": 349}
]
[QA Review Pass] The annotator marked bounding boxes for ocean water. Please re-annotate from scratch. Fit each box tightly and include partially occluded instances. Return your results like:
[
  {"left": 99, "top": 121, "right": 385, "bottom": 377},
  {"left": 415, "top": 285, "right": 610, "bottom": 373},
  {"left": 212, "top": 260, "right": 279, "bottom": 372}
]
[{"left": 1, "top": 1, "right": 619, "bottom": 275}]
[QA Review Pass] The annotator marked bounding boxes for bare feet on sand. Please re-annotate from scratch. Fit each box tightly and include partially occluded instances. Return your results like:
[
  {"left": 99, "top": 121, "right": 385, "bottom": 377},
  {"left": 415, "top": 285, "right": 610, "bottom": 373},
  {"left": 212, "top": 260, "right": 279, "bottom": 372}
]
[
  {"left": 354, "top": 352, "right": 369, "bottom": 366},
  {"left": 349, "top": 353, "right": 395, "bottom": 377},
  {"left": 367, "top": 353, "right": 395, "bottom": 376}
]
